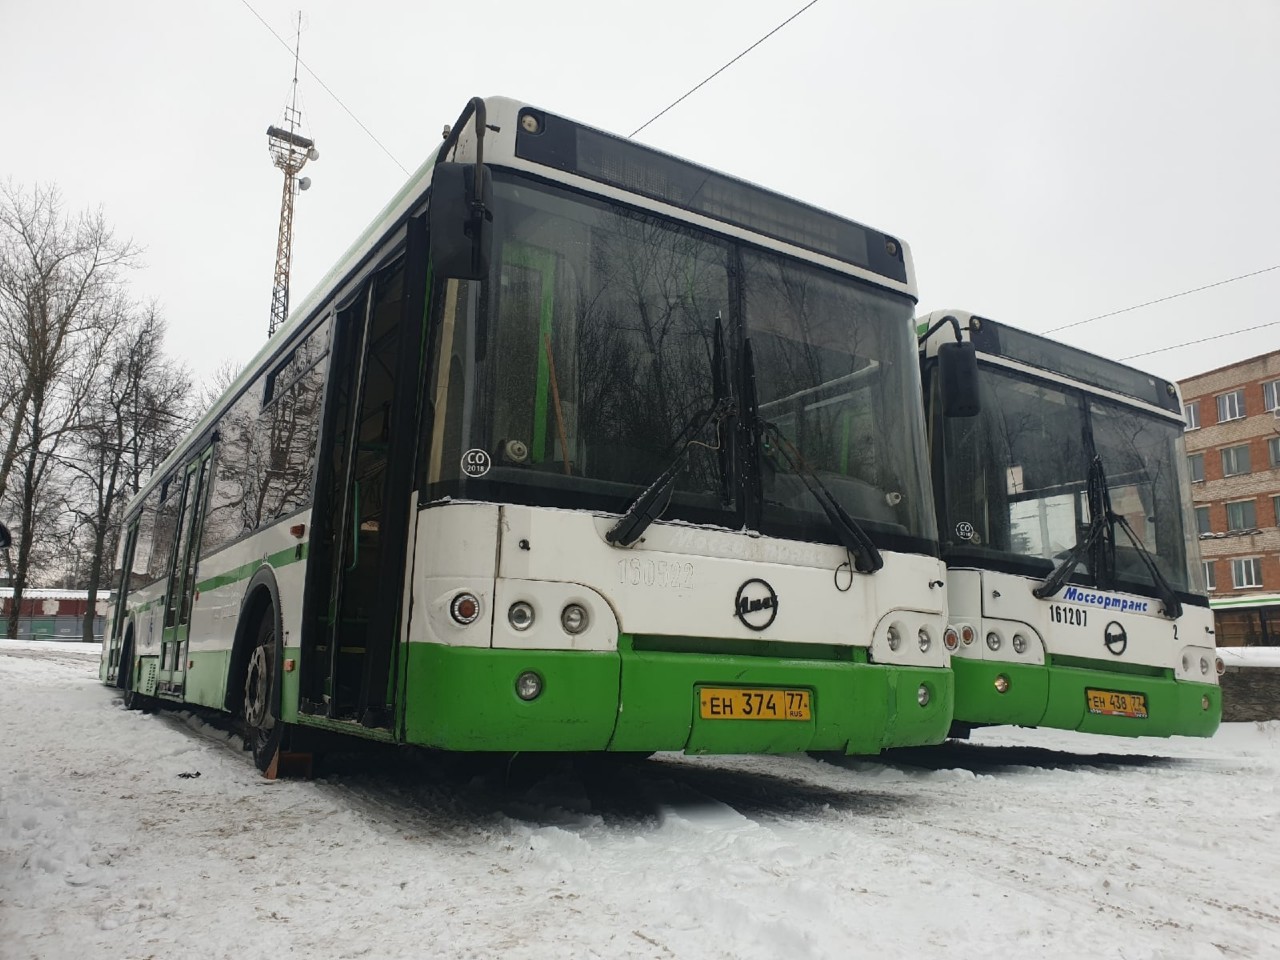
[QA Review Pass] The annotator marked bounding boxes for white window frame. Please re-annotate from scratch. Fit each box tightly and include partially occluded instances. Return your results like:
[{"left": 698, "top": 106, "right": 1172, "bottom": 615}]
[
  {"left": 1221, "top": 444, "right": 1251, "bottom": 477},
  {"left": 1226, "top": 499, "right": 1257, "bottom": 532},
  {"left": 1188, "top": 452, "right": 1205, "bottom": 483},
  {"left": 1183, "top": 401, "right": 1200, "bottom": 430},
  {"left": 1217, "top": 389, "right": 1246, "bottom": 423},
  {"left": 1231, "top": 557, "right": 1263, "bottom": 589},
  {"left": 1203, "top": 560, "right": 1216, "bottom": 592},
  {"left": 1194, "top": 505, "right": 1211, "bottom": 534},
  {"left": 1264, "top": 379, "right": 1280, "bottom": 412}
]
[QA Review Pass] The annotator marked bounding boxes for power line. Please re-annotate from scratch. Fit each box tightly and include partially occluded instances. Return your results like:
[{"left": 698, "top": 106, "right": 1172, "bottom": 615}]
[
  {"left": 629, "top": 0, "right": 821, "bottom": 138},
  {"left": 1120, "top": 319, "right": 1280, "bottom": 361},
  {"left": 238, "top": 0, "right": 411, "bottom": 176},
  {"left": 1044, "top": 263, "right": 1280, "bottom": 334}
]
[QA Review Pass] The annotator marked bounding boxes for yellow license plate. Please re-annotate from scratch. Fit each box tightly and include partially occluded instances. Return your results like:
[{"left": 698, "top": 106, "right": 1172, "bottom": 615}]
[
  {"left": 1085, "top": 688, "right": 1148, "bottom": 719},
  {"left": 699, "top": 687, "right": 811, "bottom": 721}
]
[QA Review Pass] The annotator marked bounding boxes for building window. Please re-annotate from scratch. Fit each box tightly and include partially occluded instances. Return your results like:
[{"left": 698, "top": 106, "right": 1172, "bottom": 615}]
[
  {"left": 1195, "top": 505, "right": 1211, "bottom": 534},
  {"left": 1274, "top": 495, "right": 1280, "bottom": 526},
  {"left": 1217, "top": 389, "right": 1246, "bottom": 422},
  {"left": 1231, "top": 557, "right": 1264, "bottom": 589},
  {"left": 1203, "top": 561, "right": 1216, "bottom": 592},
  {"left": 1188, "top": 453, "right": 1204, "bottom": 482},
  {"left": 1184, "top": 401, "right": 1200, "bottom": 430},
  {"left": 1264, "top": 379, "right": 1280, "bottom": 412},
  {"left": 1270, "top": 436, "right": 1280, "bottom": 468},
  {"left": 1226, "top": 499, "right": 1257, "bottom": 531},
  {"left": 1222, "top": 444, "right": 1251, "bottom": 477}
]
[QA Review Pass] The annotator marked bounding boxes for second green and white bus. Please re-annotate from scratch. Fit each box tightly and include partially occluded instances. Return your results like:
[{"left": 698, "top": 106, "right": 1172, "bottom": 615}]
[
  {"left": 919, "top": 309, "right": 1222, "bottom": 739},
  {"left": 101, "top": 97, "right": 955, "bottom": 771}
]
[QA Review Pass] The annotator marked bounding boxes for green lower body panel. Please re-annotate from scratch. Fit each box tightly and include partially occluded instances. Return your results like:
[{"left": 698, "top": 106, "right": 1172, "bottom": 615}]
[
  {"left": 952, "top": 657, "right": 1221, "bottom": 738},
  {"left": 401, "top": 640, "right": 953, "bottom": 754}
]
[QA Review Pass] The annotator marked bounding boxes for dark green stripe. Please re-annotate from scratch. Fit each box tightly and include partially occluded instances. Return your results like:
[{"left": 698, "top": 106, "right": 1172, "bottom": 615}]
[{"left": 195, "top": 543, "right": 309, "bottom": 594}]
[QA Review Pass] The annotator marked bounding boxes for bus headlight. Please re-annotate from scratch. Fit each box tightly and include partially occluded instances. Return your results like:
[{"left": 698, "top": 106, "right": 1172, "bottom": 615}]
[
  {"left": 887, "top": 625, "right": 902, "bottom": 651},
  {"left": 917, "top": 627, "right": 932, "bottom": 652},
  {"left": 516, "top": 671, "right": 543, "bottom": 701},
  {"left": 561, "top": 604, "right": 589, "bottom": 635},
  {"left": 986, "top": 631, "right": 1002, "bottom": 651},
  {"left": 1200, "top": 657, "right": 1210, "bottom": 675},
  {"left": 1012, "top": 633, "right": 1028, "bottom": 655},
  {"left": 508, "top": 602, "right": 535, "bottom": 631}
]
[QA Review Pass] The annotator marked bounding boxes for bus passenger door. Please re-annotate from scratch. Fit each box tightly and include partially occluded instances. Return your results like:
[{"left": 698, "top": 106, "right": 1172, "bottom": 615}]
[
  {"left": 157, "top": 448, "right": 212, "bottom": 697},
  {"left": 105, "top": 519, "right": 139, "bottom": 683}
]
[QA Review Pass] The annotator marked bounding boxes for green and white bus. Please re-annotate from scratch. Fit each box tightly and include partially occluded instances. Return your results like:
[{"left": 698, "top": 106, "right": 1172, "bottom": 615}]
[
  {"left": 919, "top": 310, "right": 1222, "bottom": 738},
  {"left": 101, "top": 97, "right": 954, "bottom": 771}
]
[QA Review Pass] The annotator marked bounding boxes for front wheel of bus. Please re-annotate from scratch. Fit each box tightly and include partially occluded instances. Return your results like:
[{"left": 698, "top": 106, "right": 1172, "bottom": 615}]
[{"left": 243, "top": 612, "right": 282, "bottom": 771}]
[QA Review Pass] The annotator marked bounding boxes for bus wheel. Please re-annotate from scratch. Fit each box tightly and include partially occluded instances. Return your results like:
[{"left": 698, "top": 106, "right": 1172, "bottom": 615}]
[
  {"left": 120, "top": 639, "right": 145, "bottom": 711},
  {"left": 243, "top": 611, "right": 283, "bottom": 771}
]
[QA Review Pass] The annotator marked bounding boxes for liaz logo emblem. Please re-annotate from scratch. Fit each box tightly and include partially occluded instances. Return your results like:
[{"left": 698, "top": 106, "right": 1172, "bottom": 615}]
[
  {"left": 734, "top": 578, "right": 779, "bottom": 631},
  {"left": 1104, "top": 621, "right": 1128, "bottom": 656}
]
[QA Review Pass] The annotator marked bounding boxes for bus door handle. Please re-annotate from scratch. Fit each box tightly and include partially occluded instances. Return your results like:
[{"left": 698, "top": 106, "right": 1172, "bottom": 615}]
[{"left": 346, "top": 480, "right": 360, "bottom": 572}]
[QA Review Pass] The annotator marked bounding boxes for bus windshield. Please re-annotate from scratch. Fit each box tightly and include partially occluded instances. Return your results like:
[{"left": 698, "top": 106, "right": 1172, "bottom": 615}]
[
  {"left": 423, "top": 172, "right": 936, "bottom": 555},
  {"left": 937, "top": 364, "right": 1202, "bottom": 596}
]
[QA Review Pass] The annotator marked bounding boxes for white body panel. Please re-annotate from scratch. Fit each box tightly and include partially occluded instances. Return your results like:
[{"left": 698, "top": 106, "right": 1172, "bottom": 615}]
[{"left": 408, "top": 502, "right": 949, "bottom": 668}]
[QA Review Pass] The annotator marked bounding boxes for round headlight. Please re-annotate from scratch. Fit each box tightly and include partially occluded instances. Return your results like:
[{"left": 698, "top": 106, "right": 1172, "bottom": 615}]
[
  {"left": 450, "top": 592, "right": 480, "bottom": 625},
  {"left": 887, "top": 625, "right": 902, "bottom": 651},
  {"left": 1199, "top": 657, "right": 1210, "bottom": 675},
  {"left": 508, "top": 601, "right": 535, "bottom": 631},
  {"left": 1012, "top": 633, "right": 1027, "bottom": 655},
  {"left": 986, "top": 631, "right": 1002, "bottom": 651},
  {"left": 918, "top": 627, "right": 932, "bottom": 653},
  {"left": 515, "top": 670, "right": 543, "bottom": 701},
  {"left": 561, "top": 603, "right": 589, "bottom": 635}
]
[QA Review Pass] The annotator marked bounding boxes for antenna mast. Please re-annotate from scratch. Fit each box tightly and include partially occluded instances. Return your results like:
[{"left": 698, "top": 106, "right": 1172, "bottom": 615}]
[{"left": 266, "top": 12, "right": 318, "bottom": 339}]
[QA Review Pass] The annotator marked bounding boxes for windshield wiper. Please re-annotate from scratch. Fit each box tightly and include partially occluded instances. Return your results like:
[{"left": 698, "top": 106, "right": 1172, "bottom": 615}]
[
  {"left": 606, "top": 314, "right": 734, "bottom": 548},
  {"left": 742, "top": 338, "right": 883, "bottom": 574},
  {"left": 1032, "top": 455, "right": 1182, "bottom": 618}
]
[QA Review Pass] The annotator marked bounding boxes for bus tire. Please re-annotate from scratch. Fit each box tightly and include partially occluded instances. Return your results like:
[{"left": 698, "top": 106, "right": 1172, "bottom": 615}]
[
  {"left": 119, "top": 632, "right": 145, "bottom": 712},
  {"left": 243, "top": 608, "right": 283, "bottom": 772}
]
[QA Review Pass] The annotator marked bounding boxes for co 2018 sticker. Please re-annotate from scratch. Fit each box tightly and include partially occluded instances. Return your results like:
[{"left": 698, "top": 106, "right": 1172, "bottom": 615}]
[
  {"left": 955, "top": 521, "right": 975, "bottom": 540},
  {"left": 461, "top": 448, "right": 491, "bottom": 478}
]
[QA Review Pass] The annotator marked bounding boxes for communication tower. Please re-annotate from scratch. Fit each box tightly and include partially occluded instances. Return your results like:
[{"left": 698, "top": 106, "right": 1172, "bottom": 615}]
[{"left": 266, "top": 13, "right": 319, "bottom": 338}]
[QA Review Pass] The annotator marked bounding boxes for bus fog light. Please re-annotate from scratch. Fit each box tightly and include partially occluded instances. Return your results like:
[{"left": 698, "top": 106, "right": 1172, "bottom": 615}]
[
  {"left": 1199, "top": 657, "right": 1210, "bottom": 675},
  {"left": 917, "top": 684, "right": 931, "bottom": 707},
  {"left": 561, "top": 603, "right": 589, "bottom": 635},
  {"left": 986, "top": 631, "right": 1002, "bottom": 651},
  {"left": 1012, "top": 633, "right": 1028, "bottom": 655},
  {"left": 450, "top": 592, "right": 481, "bottom": 625},
  {"left": 515, "top": 671, "right": 543, "bottom": 701},
  {"left": 960, "top": 625, "right": 975, "bottom": 646},
  {"left": 943, "top": 627, "right": 959, "bottom": 651},
  {"left": 508, "top": 602, "right": 535, "bottom": 631},
  {"left": 994, "top": 674, "right": 1010, "bottom": 694},
  {"left": 887, "top": 625, "right": 902, "bottom": 651},
  {"left": 1216, "top": 657, "right": 1225, "bottom": 676},
  {"left": 1202, "top": 695, "right": 1210, "bottom": 710},
  {"left": 918, "top": 627, "right": 932, "bottom": 652}
]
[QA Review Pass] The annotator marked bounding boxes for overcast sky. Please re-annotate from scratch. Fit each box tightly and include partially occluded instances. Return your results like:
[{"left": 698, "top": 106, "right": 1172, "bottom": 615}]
[{"left": 4, "top": 0, "right": 1278, "bottom": 387}]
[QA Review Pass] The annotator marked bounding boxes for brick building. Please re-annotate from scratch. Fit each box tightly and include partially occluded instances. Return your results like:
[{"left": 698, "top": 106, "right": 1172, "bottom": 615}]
[{"left": 1179, "top": 349, "right": 1280, "bottom": 646}]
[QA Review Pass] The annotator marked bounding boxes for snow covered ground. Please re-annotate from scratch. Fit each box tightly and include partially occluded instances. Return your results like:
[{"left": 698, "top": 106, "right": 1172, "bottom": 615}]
[{"left": 3, "top": 639, "right": 1279, "bottom": 960}]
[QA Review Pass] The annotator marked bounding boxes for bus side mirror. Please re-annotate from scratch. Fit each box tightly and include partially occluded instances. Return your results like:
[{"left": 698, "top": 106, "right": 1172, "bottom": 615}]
[
  {"left": 429, "top": 162, "right": 493, "bottom": 281},
  {"left": 938, "top": 341, "right": 981, "bottom": 417}
]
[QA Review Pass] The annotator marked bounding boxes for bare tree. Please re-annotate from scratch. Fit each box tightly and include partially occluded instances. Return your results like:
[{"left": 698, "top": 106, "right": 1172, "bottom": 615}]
[
  {"left": 63, "top": 305, "right": 192, "bottom": 640},
  {"left": 0, "top": 181, "right": 137, "bottom": 639}
]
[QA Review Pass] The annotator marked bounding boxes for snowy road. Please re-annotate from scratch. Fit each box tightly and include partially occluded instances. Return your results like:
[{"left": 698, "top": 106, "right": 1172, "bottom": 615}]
[{"left": 2, "top": 641, "right": 1277, "bottom": 960}]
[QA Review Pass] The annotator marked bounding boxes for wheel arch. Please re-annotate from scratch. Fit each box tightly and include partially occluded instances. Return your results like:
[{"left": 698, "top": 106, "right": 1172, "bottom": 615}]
[{"left": 224, "top": 565, "right": 284, "bottom": 714}]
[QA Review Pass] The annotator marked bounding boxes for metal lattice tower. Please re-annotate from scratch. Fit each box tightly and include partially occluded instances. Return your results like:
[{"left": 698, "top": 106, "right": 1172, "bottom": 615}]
[{"left": 266, "top": 13, "right": 317, "bottom": 339}]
